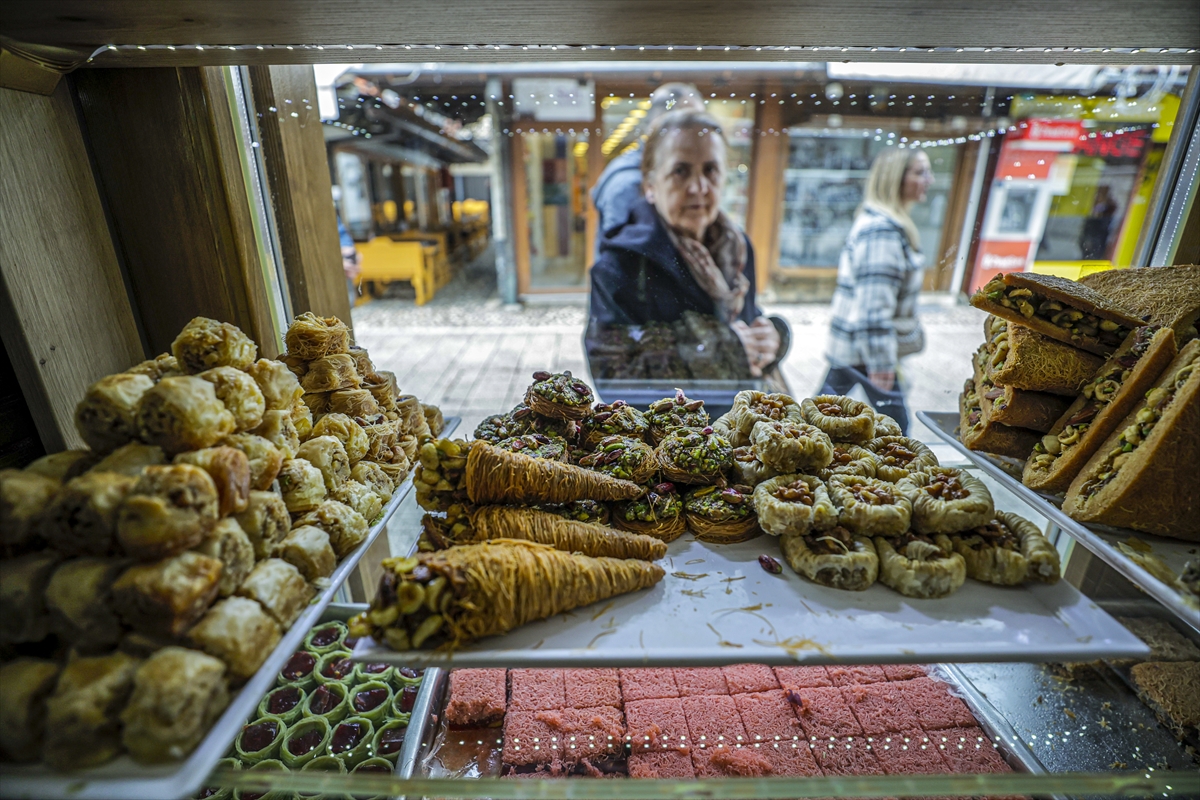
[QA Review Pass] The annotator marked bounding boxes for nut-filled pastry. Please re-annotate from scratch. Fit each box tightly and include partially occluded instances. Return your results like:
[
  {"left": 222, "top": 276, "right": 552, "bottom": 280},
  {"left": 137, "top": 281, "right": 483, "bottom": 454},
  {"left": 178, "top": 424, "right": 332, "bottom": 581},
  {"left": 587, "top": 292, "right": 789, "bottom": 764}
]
[
  {"left": 351, "top": 461, "right": 395, "bottom": 504},
  {"left": 312, "top": 413, "right": 370, "bottom": 464},
  {"left": 0, "top": 552, "right": 60, "bottom": 644},
  {"left": 246, "top": 358, "right": 305, "bottom": 411},
  {"left": 234, "top": 490, "right": 291, "bottom": 559},
  {"left": 125, "top": 352, "right": 182, "bottom": 383},
  {"left": 0, "top": 469, "right": 59, "bottom": 551},
  {"left": 74, "top": 372, "right": 154, "bottom": 452},
  {"left": 117, "top": 464, "right": 220, "bottom": 560},
  {"left": 136, "top": 376, "right": 237, "bottom": 455},
  {"left": 220, "top": 433, "right": 284, "bottom": 490},
  {"left": 754, "top": 474, "right": 837, "bottom": 537},
  {"left": 0, "top": 658, "right": 61, "bottom": 761},
  {"left": 44, "top": 557, "right": 128, "bottom": 651},
  {"left": 780, "top": 524, "right": 879, "bottom": 591},
  {"left": 294, "top": 499, "right": 369, "bottom": 558},
  {"left": 171, "top": 316, "right": 258, "bottom": 373},
  {"left": 301, "top": 354, "right": 361, "bottom": 393},
  {"left": 277, "top": 525, "right": 337, "bottom": 581},
  {"left": 197, "top": 366, "right": 266, "bottom": 431},
  {"left": 120, "top": 647, "right": 230, "bottom": 763},
  {"left": 828, "top": 475, "right": 912, "bottom": 537},
  {"left": 874, "top": 532, "right": 966, "bottom": 599},
  {"left": 285, "top": 312, "right": 350, "bottom": 360},
  {"left": 174, "top": 446, "right": 252, "bottom": 516},
  {"left": 896, "top": 467, "right": 995, "bottom": 535},
  {"left": 237, "top": 558, "right": 313, "bottom": 628},
  {"left": 329, "top": 388, "right": 381, "bottom": 418},
  {"left": 296, "top": 436, "right": 351, "bottom": 492},
  {"left": 331, "top": 479, "right": 383, "bottom": 523},
  {"left": 278, "top": 458, "right": 328, "bottom": 513},
  {"left": 193, "top": 518, "right": 256, "bottom": 597},
  {"left": 89, "top": 442, "right": 167, "bottom": 477},
  {"left": 950, "top": 511, "right": 1060, "bottom": 586},
  {"left": 253, "top": 409, "right": 302, "bottom": 460},
  {"left": 800, "top": 395, "right": 877, "bottom": 444},
  {"left": 42, "top": 651, "right": 141, "bottom": 770},
  {"left": 188, "top": 596, "right": 282, "bottom": 683},
  {"left": 110, "top": 550, "right": 223, "bottom": 638},
  {"left": 750, "top": 419, "right": 833, "bottom": 473},
  {"left": 40, "top": 471, "right": 137, "bottom": 556}
]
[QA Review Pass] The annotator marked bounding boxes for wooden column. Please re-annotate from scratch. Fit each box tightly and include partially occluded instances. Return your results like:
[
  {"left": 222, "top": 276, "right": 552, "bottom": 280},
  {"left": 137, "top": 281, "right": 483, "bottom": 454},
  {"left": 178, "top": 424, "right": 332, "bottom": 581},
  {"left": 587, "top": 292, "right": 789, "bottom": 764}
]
[
  {"left": 249, "top": 65, "right": 352, "bottom": 327},
  {"left": 0, "top": 81, "right": 145, "bottom": 452},
  {"left": 745, "top": 89, "right": 788, "bottom": 293},
  {"left": 73, "top": 67, "right": 281, "bottom": 356}
]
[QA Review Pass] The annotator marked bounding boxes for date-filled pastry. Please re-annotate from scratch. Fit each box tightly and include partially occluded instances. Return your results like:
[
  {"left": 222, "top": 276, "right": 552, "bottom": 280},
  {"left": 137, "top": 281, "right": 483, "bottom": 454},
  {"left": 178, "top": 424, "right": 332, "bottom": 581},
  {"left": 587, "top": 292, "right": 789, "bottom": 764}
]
[
  {"left": 171, "top": 316, "right": 258, "bottom": 374},
  {"left": 865, "top": 435, "right": 939, "bottom": 483},
  {"left": 684, "top": 484, "right": 760, "bottom": 543},
  {"left": 301, "top": 354, "right": 361, "bottom": 393},
  {"left": 294, "top": 500, "right": 369, "bottom": 558},
  {"left": 329, "top": 388, "right": 381, "bottom": 419},
  {"left": 246, "top": 358, "right": 305, "bottom": 411},
  {"left": 828, "top": 475, "right": 913, "bottom": 537},
  {"left": 110, "top": 550, "right": 223, "bottom": 638},
  {"left": 0, "top": 552, "right": 60, "bottom": 644},
  {"left": 0, "top": 469, "right": 59, "bottom": 550},
  {"left": 45, "top": 557, "right": 128, "bottom": 651},
  {"left": 750, "top": 419, "right": 834, "bottom": 473},
  {"left": 42, "top": 651, "right": 141, "bottom": 770},
  {"left": 136, "top": 376, "right": 237, "bottom": 455},
  {"left": 331, "top": 479, "right": 383, "bottom": 523},
  {"left": 174, "top": 446, "right": 252, "bottom": 516},
  {"left": 729, "top": 390, "right": 804, "bottom": 445},
  {"left": 312, "top": 412, "right": 370, "bottom": 464},
  {"left": 40, "top": 471, "right": 137, "bottom": 556},
  {"left": 120, "top": 647, "right": 230, "bottom": 764},
  {"left": 125, "top": 352, "right": 182, "bottom": 383},
  {"left": 90, "top": 442, "right": 167, "bottom": 477},
  {"left": 23, "top": 449, "right": 98, "bottom": 482},
  {"left": 874, "top": 532, "right": 966, "bottom": 599},
  {"left": 950, "top": 510, "right": 1060, "bottom": 586},
  {"left": 276, "top": 525, "right": 337, "bottom": 581},
  {"left": 780, "top": 525, "right": 879, "bottom": 591},
  {"left": 278, "top": 458, "right": 328, "bottom": 513},
  {"left": 188, "top": 596, "right": 282, "bottom": 683},
  {"left": 800, "top": 395, "right": 877, "bottom": 445},
  {"left": 197, "top": 366, "right": 266, "bottom": 431},
  {"left": 296, "top": 436, "right": 351, "bottom": 492},
  {"left": 253, "top": 409, "right": 302, "bottom": 460},
  {"left": 221, "top": 433, "right": 284, "bottom": 490},
  {"left": 291, "top": 398, "right": 314, "bottom": 441},
  {"left": 194, "top": 518, "right": 256, "bottom": 597},
  {"left": 117, "top": 464, "right": 220, "bottom": 560},
  {"left": 0, "top": 658, "right": 61, "bottom": 761},
  {"left": 351, "top": 461, "right": 395, "bottom": 504},
  {"left": 234, "top": 490, "right": 291, "bottom": 559},
  {"left": 896, "top": 467, "right": 994, "bottom": 535},
  {"left": 236, "top": 558, "right": 314, "bottom": 628},
  {"left": 754, "top": 474, "right": 837, "bottom": 537},
  {"left": 74, "top": 372, "right": 155, "bottom": 452},
  {"left": 285, "top": 312, "right": 350, "bottom": 361}
]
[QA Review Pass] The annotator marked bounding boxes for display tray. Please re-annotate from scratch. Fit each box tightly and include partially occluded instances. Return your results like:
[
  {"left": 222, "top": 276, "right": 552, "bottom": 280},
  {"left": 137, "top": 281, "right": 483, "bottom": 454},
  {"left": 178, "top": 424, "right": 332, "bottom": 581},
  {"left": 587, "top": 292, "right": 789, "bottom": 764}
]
[
  {"left": 593, "top": 379, "right": 766, "bottom": 418},
  {"left": 917, "top": 410, "right": 1200, "bottom": 632},
  {"left": 353, "top": 532, "right": 1147, "bottom": 669},
  {"left": 0, "top": 418, "right": 459, "bottom": 800}
]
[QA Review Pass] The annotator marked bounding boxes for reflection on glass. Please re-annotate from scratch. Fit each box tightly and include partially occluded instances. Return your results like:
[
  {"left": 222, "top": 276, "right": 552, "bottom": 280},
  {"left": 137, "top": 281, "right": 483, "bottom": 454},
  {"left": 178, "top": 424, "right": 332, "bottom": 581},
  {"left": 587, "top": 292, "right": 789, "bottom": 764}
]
[{"left": 524, "top": 131, "right": 590, "bottom": 290}]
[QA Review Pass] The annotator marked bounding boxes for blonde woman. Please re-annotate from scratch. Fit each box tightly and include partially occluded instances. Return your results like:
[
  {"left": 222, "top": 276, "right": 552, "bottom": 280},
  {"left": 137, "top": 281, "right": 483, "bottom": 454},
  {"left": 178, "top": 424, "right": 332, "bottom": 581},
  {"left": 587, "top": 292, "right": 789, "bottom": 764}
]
[{"left": 820, "top": 148, "right": 933, "bottom": 434}]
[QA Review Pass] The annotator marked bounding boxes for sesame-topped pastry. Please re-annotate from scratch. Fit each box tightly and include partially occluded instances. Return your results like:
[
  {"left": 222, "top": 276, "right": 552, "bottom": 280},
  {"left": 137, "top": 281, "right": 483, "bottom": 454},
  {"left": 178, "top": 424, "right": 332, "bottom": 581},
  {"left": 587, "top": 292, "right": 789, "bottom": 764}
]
[
  {"left": 581, "top": 400, "right": 649, "bottom": 448},
  {"left": 494, "top": 433, "right": 570, "bottom": 462},
  {"left": 645, "top": 389, "right": 710, "bottom": 444},
  {"left": 754, "top": 474, "right": 837, "bottom": 537},
  {"left": 578, "top": 435, "right": 657, "bottom": 484},
  {"left": 684, "top": 484, "right": 759, "bottom": 544},
  {"left": 896, "top": 467, "right": 994, "bottom": 535},
  {"left": 827, "top": 475, "right": 912, "bottom": 537},
  {"left": 865, "top": 435, "right": 939, "bottom": 482},
  {"left": 612, "top": 482, "right": 686, "bottom": 543},
  {"left": 801, "top": 395, "right": 877, "bottom": 445},
  {"left": 655, "top": 426, "right": 732, "bottom": 486},
  {"left": 524, "top": 370, "right": 594, "bottom": 421},
  {"left": 728, "top": 390, "right": 803, "bottom": 445},
  {"left": 750, "top": 419, "right": 834, "bottom": 473}
]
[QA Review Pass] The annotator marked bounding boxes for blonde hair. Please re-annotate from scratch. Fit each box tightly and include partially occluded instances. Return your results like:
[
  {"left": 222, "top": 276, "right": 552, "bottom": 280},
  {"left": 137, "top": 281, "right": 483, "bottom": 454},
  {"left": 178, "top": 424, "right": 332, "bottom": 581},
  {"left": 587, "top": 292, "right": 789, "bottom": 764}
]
[
  {"left": 861, "top": 148, "right": 925, "bottom": 250},
  {"left": 640, "top": 110, "right": 727, "bottom": 181}
]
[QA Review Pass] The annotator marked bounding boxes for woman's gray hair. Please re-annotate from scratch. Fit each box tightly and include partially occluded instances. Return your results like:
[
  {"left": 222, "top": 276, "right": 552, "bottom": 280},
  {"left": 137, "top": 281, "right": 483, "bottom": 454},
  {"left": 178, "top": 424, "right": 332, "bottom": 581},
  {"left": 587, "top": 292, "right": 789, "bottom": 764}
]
[{"left": 640, "top": 110, "right": 727, "bottom": 180}]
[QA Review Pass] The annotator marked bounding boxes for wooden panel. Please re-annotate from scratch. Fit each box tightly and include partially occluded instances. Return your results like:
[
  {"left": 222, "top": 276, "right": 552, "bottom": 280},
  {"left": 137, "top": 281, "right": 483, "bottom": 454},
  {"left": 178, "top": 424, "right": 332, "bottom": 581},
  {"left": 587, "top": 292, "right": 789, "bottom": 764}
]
[
  {"left": 924, "top": 143, "right": 977, "bottom": 292},
  {"left": 250, "top": 65, "right": 352, "bottom": 327},
  {"left": 0, "top": 81, "right": 144, "bottom": 452},
  {"left": 73, "top": 67, "right": 278, "bottom": 355},
  {"left": 510, "top": 133, "right": 532, "bottom": 296},
  {"left": 745, "top": 86, "right": 787, "bottom": 291}
]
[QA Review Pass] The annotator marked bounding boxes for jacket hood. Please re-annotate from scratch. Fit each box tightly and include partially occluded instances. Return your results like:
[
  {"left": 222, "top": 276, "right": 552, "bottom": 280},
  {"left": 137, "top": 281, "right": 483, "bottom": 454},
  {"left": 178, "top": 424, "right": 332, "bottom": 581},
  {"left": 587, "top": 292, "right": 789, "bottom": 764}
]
[{"left": 598, "top": 195, "right": 682, "bottom": 271}]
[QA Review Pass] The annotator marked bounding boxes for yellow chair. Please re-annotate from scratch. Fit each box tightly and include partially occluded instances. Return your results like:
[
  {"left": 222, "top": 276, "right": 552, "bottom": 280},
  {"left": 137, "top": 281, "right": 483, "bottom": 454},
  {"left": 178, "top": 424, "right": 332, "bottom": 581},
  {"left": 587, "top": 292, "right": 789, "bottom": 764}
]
[{"left": 355, "top": 237, "right": 437, "bottom": 306}]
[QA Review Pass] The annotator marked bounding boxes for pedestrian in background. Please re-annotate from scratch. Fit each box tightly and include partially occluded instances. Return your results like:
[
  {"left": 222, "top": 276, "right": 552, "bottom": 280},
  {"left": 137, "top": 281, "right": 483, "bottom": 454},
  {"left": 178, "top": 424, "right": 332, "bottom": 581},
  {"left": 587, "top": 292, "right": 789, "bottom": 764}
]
[{"left": 819, "top": 147, "right": 934, "bottom": 434}]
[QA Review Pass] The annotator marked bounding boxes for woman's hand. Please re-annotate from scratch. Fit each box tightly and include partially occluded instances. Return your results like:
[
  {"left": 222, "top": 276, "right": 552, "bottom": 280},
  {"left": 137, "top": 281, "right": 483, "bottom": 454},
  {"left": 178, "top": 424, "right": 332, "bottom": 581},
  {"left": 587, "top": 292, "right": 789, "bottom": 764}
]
[{"left": 732, "top": 318, "right": 781, "bottom": 377}]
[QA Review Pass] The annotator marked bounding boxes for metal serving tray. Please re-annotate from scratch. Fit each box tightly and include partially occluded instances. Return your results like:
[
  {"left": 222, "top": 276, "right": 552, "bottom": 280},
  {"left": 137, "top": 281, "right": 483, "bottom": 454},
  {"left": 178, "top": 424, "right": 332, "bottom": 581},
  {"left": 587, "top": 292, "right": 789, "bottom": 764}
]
[
  {"left": 0, "top": 419, "right": 459, "bottom": 800},
  {"left": 917, "top": 410, "right": 1199, "bottom": 632}
]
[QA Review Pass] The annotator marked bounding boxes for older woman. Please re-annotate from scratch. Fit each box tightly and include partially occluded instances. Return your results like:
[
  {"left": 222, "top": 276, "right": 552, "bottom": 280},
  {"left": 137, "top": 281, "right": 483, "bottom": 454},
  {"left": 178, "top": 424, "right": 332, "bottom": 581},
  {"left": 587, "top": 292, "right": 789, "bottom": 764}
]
[{"left": 587, "top": 110, "right": 786, "bottom": 379}]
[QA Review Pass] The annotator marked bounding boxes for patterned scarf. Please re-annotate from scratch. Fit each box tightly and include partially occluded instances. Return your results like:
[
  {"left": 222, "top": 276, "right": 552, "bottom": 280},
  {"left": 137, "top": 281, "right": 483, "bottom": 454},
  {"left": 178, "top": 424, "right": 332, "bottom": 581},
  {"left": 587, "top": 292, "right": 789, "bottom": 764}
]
[{"left": 664, "top": 210, "right": 750, "bottom": 323}]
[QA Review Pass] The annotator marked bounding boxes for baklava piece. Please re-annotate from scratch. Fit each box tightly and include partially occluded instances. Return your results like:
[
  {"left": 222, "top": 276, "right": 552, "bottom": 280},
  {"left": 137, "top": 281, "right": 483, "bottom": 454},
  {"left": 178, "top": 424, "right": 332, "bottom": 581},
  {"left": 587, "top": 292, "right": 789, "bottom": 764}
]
[
  {"left": 581, "top": 400, "right": 649, "bottom": 447},
  {"left": 172, "top": 316, "right": 258, "bottom": 373},
  {"left": 291, "top": 397, "right": 314, "bottom": 441},
  {"left": 950, "top": 510, "right": 1060, "bottom": 586},
  {"left": 754, "top": 474, "right": 837, "bottom": 537},
  {"left": 301, "top": 354, "right": 362, "bottom": 393},
  {"left": 285, "top": 312, "right": 350, "bottom": 361},
  {"left": 234, "top": 489, "right": 291, "bottom": 559},
  {"left": 874, "top": 532, "right": 966, "bottom": 599},
  {"left": 237, "top": 558, "right": 314, "bottom": 628},
  {"left": 801, "top": 395, "right": 877, "bottom": 444},
  {"left": 253, "top": 409, "right": 302, "bottom": 460},
  {"left": 523, "top": 369, "right": 594, "bottom": 421},
  {"left": 351, "top": 461, "right": 396, "bottom": 504},
  {"left": 194, "top": 517, "right": 256, "bottom": 597},
  {"left": 296, "top": 436, "right": 351, "bottom": 492},
  {"left": 330, "top": 388, "right": 382, "bottom": 418},
  {"left": 811, "top": 443, "right": 877, "bottom": 482},
  {"left": 897, "top": 467, "right": 994, "bottom": 535},
  {"left": 331, "top": 479, "right": 383, "bottom": 523},
  {"left": 780, "top": 525, "right": 879, "bottom": 591},
  {"left": 125, "top": 352, "right": 182, "bottom": 383},
  {"left": 278, "top": 458, "right": 328, "bottom": 513},
  {"left": 117, "top": 464, "right": 220, "bottom": 560},
  {"left": 42, "top": 651, "right": 142, "bottom": 770},
  {"left": 120, "top": 646, "right": 230, "bottom": 763},
  {"left": 110, "top": 550, "right": 223, "bottom": 638},
  {"left": 578, "top": 435, "right": 656, "bottom": 483},
  {"left": 656, "top": 427, "right": 733, "bottom": 486},
  {"left": 865, "top": 436, "right": 939, "bottom": 483},
  {"left": 277, "top": 525, "right": 338, "bottom": 581},
  {"left": 294, "top": 499, "right": 369, "bottom": 558},
  {"left": 750, "top": 419, "right": 833, "bottom": 473},
  {"left": 188, "top": 596, "right": 283, "bottom": 683},
  {"left": 684, "top": 484, "right": 760, "bottom": 543},
  {"left": 828, "top": 475, "right": 913, "bottom": 537},
  {"left": 89, "top": 441, "right": 167, "bottom": 477},
  {"left": 44, "top": 557, "right": 127, "bottom": 651},
  {"left": 312, "top": 412, "right": 370, "bottom": 464},
  {"left": 221, "top": 433, "right": 285, "bottom": 490},
  {"left": 136, "top": 375, "right": 237, "bottom": 455},
  {"left": 39, "top": 471, "right": 137, "bottom": 556},
  {"left": 74, "top": 372, "right": 154, "bottom": 452},
  {"left": 0, "top": 658, "right": 60, "bottom": 761},
  {"left": 728, "top": 445, "right": 778, "bottom": 487},
  {"left": 197, "top": 366, "right": 266, "bottom": 431},
  {"left": 729, "top": 390, "right": 804, "bottom": 444},
  {"left": 246, "top": 358, "right": 305, "bottom": 411},
  {"left": 0, "top": 468, "right": 59, "bottom": 550},
  {"left": 23, "top": 449, "right": 97, "bottom": 482},
  {"left": 645, "top": 388, "right": 710, "bottom": 443},
  {"left": 174, "top": 446, "right": 252, "bottom": 516},
  {"left": 0, "top": 552, "right": 61, "bottom": 644}
]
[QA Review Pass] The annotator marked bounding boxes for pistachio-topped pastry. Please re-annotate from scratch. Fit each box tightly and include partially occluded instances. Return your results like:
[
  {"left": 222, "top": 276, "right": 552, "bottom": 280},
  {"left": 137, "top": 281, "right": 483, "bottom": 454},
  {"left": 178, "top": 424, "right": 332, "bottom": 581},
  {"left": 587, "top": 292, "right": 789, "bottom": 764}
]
[
  {"left": 581, "top": 400, "right": 649, "bottom": 447},
  {"left": 645, "top": 389, "right": 709, "bottom": 443},
  {"left": 493, "top": 434, "right": 569, "bottom": 462},
  {"left": 535, "top": 499, "right": 611, "bottom": 526},
  {"left": 473, "top": 411, "right": 526, "bottom": 444},
  {"left": 684, "top": 484, "right": 759, "bottom": 543},
  {"left": 473, "top": 403, "right": 578, "bottom": 444},
  {"left": 524, "top": 370, "right": 594, "bottom": 421},
  {"left": 578, "top": 435, "right": 656, "bottom": 483},
  {"left": 612, "top": 482, "right": 686, "bottom": 542},
  {"left": 656, "top": 426, "right": 732, "bottom": 485}
]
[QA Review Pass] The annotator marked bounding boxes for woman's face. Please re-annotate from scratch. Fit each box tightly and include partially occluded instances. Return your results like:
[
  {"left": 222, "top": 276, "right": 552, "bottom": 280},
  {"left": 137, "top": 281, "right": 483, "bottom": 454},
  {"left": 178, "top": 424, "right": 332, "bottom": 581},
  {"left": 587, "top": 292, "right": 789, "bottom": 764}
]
[
  {"left": 644, "top": 127, "right": 726, "bottom": 239},
  {"left": 901, "top": 151, "right": 934, "bottom": 205}
]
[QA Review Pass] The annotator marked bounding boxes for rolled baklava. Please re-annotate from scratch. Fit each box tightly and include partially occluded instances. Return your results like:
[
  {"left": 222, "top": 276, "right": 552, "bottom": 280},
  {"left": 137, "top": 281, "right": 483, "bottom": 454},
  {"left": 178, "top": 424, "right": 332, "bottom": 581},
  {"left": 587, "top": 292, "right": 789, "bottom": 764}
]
[
  {"left": 296, "top": 436, "right": 351, "bottom": 492},
  {"left": 865, "top": 435, "right": 939, "bottom": 483},
  {"left": 234, "top": 490, "right": 291, "bottom": 560},
  {"left": 237, "top": 558, "right": 314, "bottom": 628},
  {"left": 42, "top": 651, "right": 141, "bottom": 770},
  {"left": 294, "top": 500, "right": 369, "bottom": 558},
  {"left": 0, "top": 469, "right": 59, "bottom": 550},
  {"left": 89, "top": 442, "right": 168, "bottom": 477},
  {"left": 312, "top": 413, "right": 370, "bottom": 464},
  {"left": 197, "top": 366, "right": 266, "bottom": 431},
  {"left": 171, "top": 316, "right": 258, "bottom": 373},
  {"left": 247, "top": 358, "right": 305, "bottom": 411},
  {"left": 291, "top": 398, "right": 314, "bottom": 441},
  {"left": 800, "top": 395, "right": 877, "bottom": 444},
  {"left": 117, "top": 464, "right": 220, "bottom": 560},
  {"left": 23, "top": 449, "right": 97, "bottom": 482},
  {"left": 136, "top": 376, "right": 237, "bottom": 455},
  {"left": 189, "top": 596, "right": 283, "bottom": 683},
  {"left": 277, "top": 525, "right": 338, "bottom": 581},
  {"left": 874, "top": 533, "right": 967, "bottom": 599},
  {"left": 45, "top": 557, "right": 128, "bottom": 651},
  {"left": 40, "top": 471, "right": 137, "bottom": 556},
  {"left": 0, "top": 552, "right": 60, "bottom": 644},
  {"left": 331, "top": 479, "right": 383, "bottom": 523},
  {"left": 253, "top": 409, "right": 302, "bottom": 460},
  {"left": 194, "top": 518, "right": 256, "bottom": 597},
  {"left": 74, "top": 372, "right": 154, "bottom": 452},
  {"left": 896, "top": 467, "right": 995, "bottom": 535},
  {"left": 351, "top": 461, "right": 395, "bottom": 504},
  {"left": 278, "top": 458, "right": 328, "bottom": 513},
  {"left": 120, "top": 646, "right": 230, "bottom": 763},
  {"left": 110, "top": 550, "right": 223, "bottom": 638},
  {"left": 0, "top": 658, "right": 60, "bottom": 761},
  {"left": 221, "top": 432, "right": 284, "bottom": 490},
  {"left": 125, "top": 352, "right": 182, "bottom": 383}
]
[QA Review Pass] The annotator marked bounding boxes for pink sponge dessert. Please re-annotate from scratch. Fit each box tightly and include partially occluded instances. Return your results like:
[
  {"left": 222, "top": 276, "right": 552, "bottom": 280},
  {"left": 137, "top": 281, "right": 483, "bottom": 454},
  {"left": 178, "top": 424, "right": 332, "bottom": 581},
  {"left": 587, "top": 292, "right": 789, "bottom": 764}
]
[
  {"left": 787, "top": 686, "right": 863, "bottom": 740},
  {"left": 694, "top": 746, "right": 775, "bottom": 777},
  {"left": 502, "top": 706, "right": 625, "bottom": 766},
  {"left": 628, "top": 750, "right": 696, "bottom": 778},
  {"left": 673, "top": 667, "right": 729, "bottom": 696},
  {"left": 563, "top": 668, "right": 621, "bottom": 709},
  {"left": 618, "top": 668, "right": 679, "bottom": 701},
  {"left": 508, "top": 668, "right": 566, "bottom": 711},
  {"left": 882, "top": 663, "right": 927, "bottom": 681},
  {"left": 624, "top": 698, "right": 690, "bottom": 753},
  {"left": 870, "top": 728, "right": 948, "bottom": 776},
  {"left": 774, "top": 666, "right": 832, "bottom": 690},
  {"left": 445, "top": 668, "right": 507, "bottom": 728},
  {"left": 809, "top": 738, "right": 881, "bottom": 776},
  {"left": 826, "top": 664, "right": 888, "bottom": 686},
  {"left": 842, "top": 682, "right": 921, "bottom": 735},
  {"left": 929, "top": 726, "right": 1012, "bottom": 774},
  {"left": 722, "top": 664, "right": 779, "bottom": 695},
  {"left": 734, "top": 691, "right": 819, "bottom": 777},
  {"left": 895, "top": 677, "right": 977, "bottom": 730},
  {"left": 681, "top": 695, "right": 749, "bottom": 776}
]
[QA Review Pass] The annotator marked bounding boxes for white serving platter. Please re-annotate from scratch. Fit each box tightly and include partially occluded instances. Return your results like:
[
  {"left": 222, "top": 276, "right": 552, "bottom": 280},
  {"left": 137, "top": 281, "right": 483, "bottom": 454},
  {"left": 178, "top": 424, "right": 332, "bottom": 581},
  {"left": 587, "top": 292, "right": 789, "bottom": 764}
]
[
  {"left": 0, "top": 419, "right": 459, "bottom": 800},
  {"left": 917, "top": 410, "right": 1199, "bottom": 632},
  {"left": 353, "top": 529, "right": 1148, "bottom": 670}
]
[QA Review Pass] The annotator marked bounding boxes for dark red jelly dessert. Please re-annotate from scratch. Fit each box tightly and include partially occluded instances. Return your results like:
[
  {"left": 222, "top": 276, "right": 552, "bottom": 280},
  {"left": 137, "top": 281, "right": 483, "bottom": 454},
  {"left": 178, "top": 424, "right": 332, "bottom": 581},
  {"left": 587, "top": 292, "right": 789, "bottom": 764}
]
[
  {"left": 321, "top": 657, "right": 353, "bottom": 680},
  {"left": 309, "top": 625, "right": 342, "bottom": 648},
  {"left": 397, "top": 667, "right": 421, "bottom": 680},
  {"left": 240, "top": 720, "right": 279, "bottom": 753},
  {"left": 342, "top": 636, "right": 360, "bottom": 650},
  {"left": 267, "top": 686, "right": 302, "bottom": 716},
  {"left": 376, "top": 724, "right": 407, "bottom": 754},
  {"left": 286, "top": 728, "right": 324, "bottom": 757},
  {"left": 361, "top": 662, "right": 389, "bottom": 674},
  {"left": 356, "top": 763, "right": 390, "bottom": 773},
  {"left": 354, "top": 687, "right": 389, "bottom": 713},
  {"left": 308, "top": 685, "right": 341, "bottom": 715},
  {"left": 398, "top": 685, "right": 418, "bottom": 713},
  {"left": 280, "top": 651, "right": 316, "bottom": 682},
  {"left": 329, "top": 721, "right": 365, "bottom": 754}
]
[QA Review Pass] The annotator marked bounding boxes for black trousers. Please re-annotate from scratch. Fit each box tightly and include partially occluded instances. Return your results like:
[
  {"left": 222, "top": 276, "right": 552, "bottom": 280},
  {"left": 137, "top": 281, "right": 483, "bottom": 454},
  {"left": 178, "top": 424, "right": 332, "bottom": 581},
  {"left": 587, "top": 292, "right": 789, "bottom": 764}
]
[{"left": 818, "top": 364, "right": 910, "bottom": 436}]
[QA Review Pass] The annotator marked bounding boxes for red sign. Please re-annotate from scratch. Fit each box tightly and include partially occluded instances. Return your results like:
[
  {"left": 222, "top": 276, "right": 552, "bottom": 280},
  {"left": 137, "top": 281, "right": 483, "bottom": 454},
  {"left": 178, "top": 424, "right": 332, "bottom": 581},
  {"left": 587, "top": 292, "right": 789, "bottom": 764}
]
[
  {"left": 1074, "top": 128, "right": 1149, "bottom": 160},
  {"left": 1010, "top": 119, "right": 1085, "bottom": 143},
  {"left": 971, "top": 240, "right": 1032, "bottom": 292},
  {"left": 995, "top": 149, "right": 1059, "bottom": 181}
]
